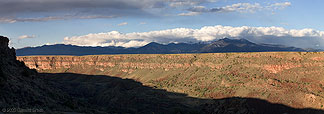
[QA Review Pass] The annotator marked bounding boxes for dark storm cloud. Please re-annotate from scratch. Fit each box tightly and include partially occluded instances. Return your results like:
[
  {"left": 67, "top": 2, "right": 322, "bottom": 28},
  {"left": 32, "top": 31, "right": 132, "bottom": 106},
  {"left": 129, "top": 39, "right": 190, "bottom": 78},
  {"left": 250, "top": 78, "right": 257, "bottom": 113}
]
[
  {"left": 0, "top": 0, "right": 167, "bottom": 22},
  {"left": 0, "top": 15, "right": 118, "bottom": 23},
  {"left": 0, "top": 0, "right": 163, "bottom": 14}
]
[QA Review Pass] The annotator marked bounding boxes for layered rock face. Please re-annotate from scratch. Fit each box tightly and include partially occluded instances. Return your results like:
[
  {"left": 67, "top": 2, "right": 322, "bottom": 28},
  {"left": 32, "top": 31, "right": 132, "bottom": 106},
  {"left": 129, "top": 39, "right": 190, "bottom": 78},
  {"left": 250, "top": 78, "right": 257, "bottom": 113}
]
[{"left": 18, "top": 52, "right": 324, "bottom": 110}]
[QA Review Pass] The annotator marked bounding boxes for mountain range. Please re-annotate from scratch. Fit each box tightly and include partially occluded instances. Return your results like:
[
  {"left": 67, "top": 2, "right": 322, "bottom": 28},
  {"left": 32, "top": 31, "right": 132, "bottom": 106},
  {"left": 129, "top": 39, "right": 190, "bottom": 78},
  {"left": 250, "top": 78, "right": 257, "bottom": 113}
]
[{"left": 16, "top": 38, "right": 320, "bottom": 56}]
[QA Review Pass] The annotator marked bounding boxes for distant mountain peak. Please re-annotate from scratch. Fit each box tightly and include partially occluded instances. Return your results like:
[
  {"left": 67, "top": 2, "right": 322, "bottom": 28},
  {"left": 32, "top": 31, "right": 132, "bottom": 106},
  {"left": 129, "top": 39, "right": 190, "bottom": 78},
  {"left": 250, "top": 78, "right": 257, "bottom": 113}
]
[
  {"left": 217, "top": 38, "right": 253, "bottom": 44},
  {"left": 145, "top": 42, "right": 162, "bottom": 46},
  {"left": 141, "top": 42, "right": 165, "bottom": 49},
  {"left": 219, "top": 38, "right": 231, "bottom": 41},
  {"left": 205, "top": 38, "right": 251, "bottom": 48}
]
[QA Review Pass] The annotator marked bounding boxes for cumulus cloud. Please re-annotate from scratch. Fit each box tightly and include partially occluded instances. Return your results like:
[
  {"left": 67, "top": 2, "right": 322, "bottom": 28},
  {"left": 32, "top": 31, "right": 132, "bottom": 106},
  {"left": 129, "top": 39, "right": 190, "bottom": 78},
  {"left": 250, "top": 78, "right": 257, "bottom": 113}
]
[
  {"left": 179, "top": 2, "right": 291, "bottom": 16},
  {"left": 63, "top": 25, "right": 324, "bottom": 49},
  {"left": 117, "top": 22, "right": 128, "bottom": 26},
  {"left": 19, "top": 35, "right": 36, "bottom": 39}
]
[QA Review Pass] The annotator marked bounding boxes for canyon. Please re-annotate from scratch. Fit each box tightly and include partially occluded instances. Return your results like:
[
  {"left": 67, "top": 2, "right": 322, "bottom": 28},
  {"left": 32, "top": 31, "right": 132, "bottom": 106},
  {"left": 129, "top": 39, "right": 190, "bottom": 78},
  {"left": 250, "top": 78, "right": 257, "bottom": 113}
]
[
  {"left": 18, "top": 52, "right": 324, "bottom": 110},
  {"left": 4, "top": 33, "right": 323, "bottom": 113}
]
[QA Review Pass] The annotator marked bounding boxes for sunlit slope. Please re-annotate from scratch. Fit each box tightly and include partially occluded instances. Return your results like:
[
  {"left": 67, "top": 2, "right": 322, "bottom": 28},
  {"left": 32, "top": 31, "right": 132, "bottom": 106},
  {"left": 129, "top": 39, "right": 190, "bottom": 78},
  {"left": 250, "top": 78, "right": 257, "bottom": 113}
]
[{"left": 18, "top": 52, "right": 324, "bottom": 109}]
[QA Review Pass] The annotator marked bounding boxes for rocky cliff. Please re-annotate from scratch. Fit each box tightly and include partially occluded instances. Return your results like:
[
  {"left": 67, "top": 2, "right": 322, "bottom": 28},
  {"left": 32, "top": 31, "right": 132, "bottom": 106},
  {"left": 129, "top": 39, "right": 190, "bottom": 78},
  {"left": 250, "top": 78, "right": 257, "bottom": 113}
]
[
  {"left": 18, "top": 52, "right": 324, "bottom": 110},
  {"left": 0, "top": 36, "right": 86, "bottom": 113}
]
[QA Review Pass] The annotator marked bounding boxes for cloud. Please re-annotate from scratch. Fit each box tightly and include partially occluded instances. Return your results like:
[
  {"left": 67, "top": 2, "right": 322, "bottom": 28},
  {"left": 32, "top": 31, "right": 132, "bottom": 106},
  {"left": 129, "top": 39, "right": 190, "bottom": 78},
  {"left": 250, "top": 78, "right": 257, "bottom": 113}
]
[
  {"left": 18, "top": 35, "right": 36, "bottom": 39},
  {"left": 0, "top": 0, "right": 166, "bottom": 23},
  {"left": 0, "top": 15, "right": 118, "bottom": 23},
  {"left": 139, "top": 22, "right": 147, "bottom": 25},
  {"left": 0, "top": 0, "right": 291, "bottom": 22},
  {"left": 0, "top": 18, "right": 18, "bottom": 23},
  {"left": 0, "top": 0, "right": 218, "bottom": 23},
  {"left": 178, "top": 12, "right": 201, "bottom": 16},
  {"left": 167, "top": 0, "right": 217, "bottom": 7},
  {"left": 179, "top": 2, "right": 291, "bottom": 16},
  {"left": 267, "top": 2, "right": 291, "bottom": 10},
  {"left": 63, "top": 25, "right": 324, "bottom": 49},
  {"left": 0, "top": 0, "right": 163, "bottom": 15},
  {"left": 220, "top": 3, "right": 263, "bottom": 13},
  {"left": 117, "top": 22, "right": 128, "bottom": 26}
]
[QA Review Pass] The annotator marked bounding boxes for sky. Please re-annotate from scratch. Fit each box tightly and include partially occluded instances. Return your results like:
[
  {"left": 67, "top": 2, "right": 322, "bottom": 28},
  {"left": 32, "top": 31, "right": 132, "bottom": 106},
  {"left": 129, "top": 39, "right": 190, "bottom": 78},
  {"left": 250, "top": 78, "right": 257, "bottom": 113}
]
[{"left": 1, "top": 0, "right": 324, "bottom": 49}]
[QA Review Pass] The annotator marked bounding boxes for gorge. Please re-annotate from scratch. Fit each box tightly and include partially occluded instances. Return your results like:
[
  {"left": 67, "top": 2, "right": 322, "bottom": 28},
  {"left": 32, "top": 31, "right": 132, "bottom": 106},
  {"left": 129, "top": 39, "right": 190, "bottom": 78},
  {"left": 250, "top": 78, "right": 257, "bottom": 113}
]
[
  {"left": 1, "top": 35, "right": 324, "bottom": 113},
  {"left": 18, "top": 52, "right": 324, "bottom": 111}
]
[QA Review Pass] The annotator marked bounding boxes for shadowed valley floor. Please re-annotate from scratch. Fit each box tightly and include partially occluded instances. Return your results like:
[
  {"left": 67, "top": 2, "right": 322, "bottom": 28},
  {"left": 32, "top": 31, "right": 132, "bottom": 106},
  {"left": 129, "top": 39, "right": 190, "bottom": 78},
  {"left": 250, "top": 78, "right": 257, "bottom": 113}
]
[{"left": 39, "top": 73, "right": 324, "bottom": 114}]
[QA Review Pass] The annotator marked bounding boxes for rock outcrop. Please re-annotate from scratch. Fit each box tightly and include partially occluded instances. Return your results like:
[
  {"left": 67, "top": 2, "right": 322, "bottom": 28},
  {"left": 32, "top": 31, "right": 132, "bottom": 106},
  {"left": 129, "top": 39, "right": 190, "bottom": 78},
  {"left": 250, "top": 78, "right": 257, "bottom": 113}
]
[{"left": 0, "top": 36, "right": 92, "bottom": 113}]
